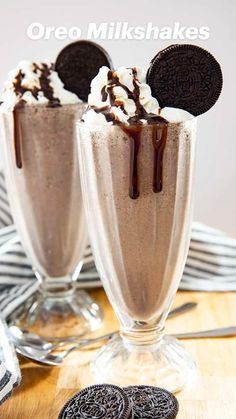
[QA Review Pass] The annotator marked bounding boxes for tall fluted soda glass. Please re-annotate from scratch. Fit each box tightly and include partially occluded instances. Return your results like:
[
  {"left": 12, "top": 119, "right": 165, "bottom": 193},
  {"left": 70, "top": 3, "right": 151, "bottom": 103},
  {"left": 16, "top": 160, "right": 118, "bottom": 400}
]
[
  {"left": 0, "top": 104, "right": 102, "bottom": 338},
  {"left": 77, "top": 119, "right": 197, "bottom": 392}
]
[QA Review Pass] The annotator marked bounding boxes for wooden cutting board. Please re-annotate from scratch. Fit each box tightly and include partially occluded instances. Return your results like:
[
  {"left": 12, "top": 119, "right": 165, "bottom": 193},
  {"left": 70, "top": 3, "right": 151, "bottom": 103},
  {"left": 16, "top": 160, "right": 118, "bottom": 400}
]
[{"left": 0, "top": 289, "right": 236, "bottom": 418}]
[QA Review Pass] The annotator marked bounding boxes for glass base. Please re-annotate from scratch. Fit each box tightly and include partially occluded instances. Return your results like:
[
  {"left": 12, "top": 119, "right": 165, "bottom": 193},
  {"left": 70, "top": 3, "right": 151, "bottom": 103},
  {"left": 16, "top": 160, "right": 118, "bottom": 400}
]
[
  {"left": 14, "top": 289, "right": 103, "bottom": 339},
  {"left": 91, "top": 334, "right": 196, "bottom": 393}
]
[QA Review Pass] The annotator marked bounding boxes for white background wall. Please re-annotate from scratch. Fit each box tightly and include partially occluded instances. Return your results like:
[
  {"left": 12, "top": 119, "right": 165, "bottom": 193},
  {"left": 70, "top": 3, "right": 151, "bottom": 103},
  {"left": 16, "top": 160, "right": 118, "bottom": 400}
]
[{"left": 0, "top": 0, "right": 235, "bottom": 235}]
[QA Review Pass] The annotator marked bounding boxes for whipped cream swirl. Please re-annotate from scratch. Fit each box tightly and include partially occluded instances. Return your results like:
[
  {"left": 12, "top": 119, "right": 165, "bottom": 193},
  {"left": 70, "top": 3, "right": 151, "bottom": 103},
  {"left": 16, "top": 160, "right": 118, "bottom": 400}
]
[
  {"left": 83, "top": 66, "right": 161, "bottom": 125},
  {"left": 83, "top": 66, "right": 193, "bottom": 125},
  {"left": 0, "top": 61, "right": 81, "bottom": 111}
]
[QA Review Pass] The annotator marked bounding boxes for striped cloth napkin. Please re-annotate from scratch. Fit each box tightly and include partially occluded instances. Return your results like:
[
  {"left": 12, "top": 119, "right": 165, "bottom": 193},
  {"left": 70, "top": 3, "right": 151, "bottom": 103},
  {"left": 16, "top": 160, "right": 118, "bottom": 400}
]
[
  {"left": 0, "top": 318, "right": 20, "bottom": 405},
  {"left": 180, "top": 223, "right": 236, "bottom": 291}
]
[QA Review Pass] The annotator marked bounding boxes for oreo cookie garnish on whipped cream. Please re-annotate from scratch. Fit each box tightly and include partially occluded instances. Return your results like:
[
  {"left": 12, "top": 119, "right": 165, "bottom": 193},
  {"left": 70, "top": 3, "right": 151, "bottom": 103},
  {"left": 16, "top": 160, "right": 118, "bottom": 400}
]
[
  {"left": 82, "top": 65, "right": 193, "bottom": 200},
  {"left": 146, "top": 44, "right": 223, "bottom": 116},
  {"left": 83, "top": 66, "right": 193, "bottom": 126},
  {"left": 55, "top": 40, "right": 113, "bottom": 102},
  {"left": 0, "top": 60, "right": 81, "bottom": 111}
]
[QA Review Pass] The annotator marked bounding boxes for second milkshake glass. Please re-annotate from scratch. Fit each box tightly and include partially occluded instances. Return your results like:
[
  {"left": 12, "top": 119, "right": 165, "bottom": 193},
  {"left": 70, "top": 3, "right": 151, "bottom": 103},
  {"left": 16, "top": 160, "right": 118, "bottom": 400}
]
[
  {"left": 77, "top": 119, "right": 197, "bottom": 392},
  {"left": 0, "top": 104, "right": 102, "bottom": 338}
]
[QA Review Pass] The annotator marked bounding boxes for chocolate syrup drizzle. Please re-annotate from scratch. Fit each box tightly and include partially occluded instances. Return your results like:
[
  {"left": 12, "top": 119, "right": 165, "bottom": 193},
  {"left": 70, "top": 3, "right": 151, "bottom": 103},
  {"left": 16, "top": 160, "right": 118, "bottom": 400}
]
[
  {"left": 12, "top": 63, "right": 61, "bottom": 169},
  {"left": 122, "top": 126, "right": 141, "bottom": 199},
  {"left": 13, "top": 108, "right": 23, "bottom": 169},
  {"left": 152, "top": 121, "right": 168, "bottom": 193},
  {"left": 91, "top": 69, "right": 168, "bottom": 199}
]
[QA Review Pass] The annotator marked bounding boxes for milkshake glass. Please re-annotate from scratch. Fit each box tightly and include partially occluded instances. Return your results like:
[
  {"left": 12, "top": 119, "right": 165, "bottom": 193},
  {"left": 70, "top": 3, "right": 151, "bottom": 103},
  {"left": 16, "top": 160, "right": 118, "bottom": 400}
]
[
  {"left": 0, "top": 102, "right": 102, "bottom": 338},
  {"left": 77, "top": 119, "right": 197, "bottom": 391}
]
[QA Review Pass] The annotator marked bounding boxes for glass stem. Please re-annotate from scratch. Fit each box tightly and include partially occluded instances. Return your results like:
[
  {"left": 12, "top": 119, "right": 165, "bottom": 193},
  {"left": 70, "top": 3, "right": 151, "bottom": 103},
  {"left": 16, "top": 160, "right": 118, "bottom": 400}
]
[
  {"left": 35, "top": 274, "right": 76, "bottom": 299},
  {"left": 120, "top": 323, "right": 165, "bottom": 348}
]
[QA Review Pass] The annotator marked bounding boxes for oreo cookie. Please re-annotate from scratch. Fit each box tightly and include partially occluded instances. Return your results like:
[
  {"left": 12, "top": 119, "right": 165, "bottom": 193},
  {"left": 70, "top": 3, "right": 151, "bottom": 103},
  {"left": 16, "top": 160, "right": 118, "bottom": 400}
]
[
  {"left": 58, "top": 384, "right": 133, "bottom": 419},
  {"left": 55, "top": 40, "right": 113, "bottom": 102},
  {"left": 123, "top": 385, "right": 179, "bottom": 419},
  {"left": 147, "top": 44, "right": 223, "bottom": 116}
]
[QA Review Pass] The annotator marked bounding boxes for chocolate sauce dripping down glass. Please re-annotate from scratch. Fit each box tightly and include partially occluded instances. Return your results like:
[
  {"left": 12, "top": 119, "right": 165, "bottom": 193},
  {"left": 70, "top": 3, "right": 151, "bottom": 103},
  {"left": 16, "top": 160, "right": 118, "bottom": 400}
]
[
  {"left": 94, "top": 69, "right": 169, "bottom": 198},
  {"left": 12, "top": 64, "right": 61, "bottom": 169},
  {"left": 151, "top": 119, "right": 168, "bottom": 193},
  {"left": 13, "top": 107, "right": 23, "bottom": 169},
  {"left": 122, "top": 126, "right": 142, "bottom": 199},
  {"left": 122, "top": 122, "right": 168, "bottom": 200},
  {"left": 106, "top": 69, "right": 146, "bottom": 199},
  {"left": 12, "top": 70, "right": 27, "bottom": 168}
]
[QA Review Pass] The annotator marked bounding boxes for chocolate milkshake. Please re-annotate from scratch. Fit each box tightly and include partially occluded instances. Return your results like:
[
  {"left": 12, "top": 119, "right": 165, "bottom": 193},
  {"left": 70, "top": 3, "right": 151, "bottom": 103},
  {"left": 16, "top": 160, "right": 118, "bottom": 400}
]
[
  {"left": 78, "top": 66, "right": 196, "bottom": 323},
  {"left": 0, "top": 59, "right": 104, "bottom": 337},
  {"left": 79, "top": 121, "right": 196, "bottom": 322},
  {"left": 1, "top": 103, "right": 86, "bottom": 278},
  {"left": 77, "top": 45, "right": 223, "bottom": 389},
  {"left": 77, "top": 65, "right": 197, "bottom": 388},
  {"left": 0, "top": 41, "right": 114, "bottom": 282},
  {"left": 0, "top": 61, "right": 87, "bottom": 278},
  {"left": 0, "top": 41, "right": 114, "bottom": 336}
]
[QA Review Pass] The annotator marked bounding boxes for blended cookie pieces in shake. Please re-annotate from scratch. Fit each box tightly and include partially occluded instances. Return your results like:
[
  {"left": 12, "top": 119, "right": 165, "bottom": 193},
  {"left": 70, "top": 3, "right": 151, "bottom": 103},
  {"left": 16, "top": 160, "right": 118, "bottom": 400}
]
[
  {"left": 77, "top": 45, "right": 223, "bottom": 387},
  {"left": 0, "top": 60, "right": 86, "bottom": 277},
  {"left": 82, "top": 66, "right": 195, "bottom": 321},
  {"left": 0, "top": 40, "right": 113, "bottom": 280},
  {"left": 0, "top": 41, "right": 114, "bottom": 336},
  {"left": 80, "top": 45, "right": 223, "bottom": 322}
]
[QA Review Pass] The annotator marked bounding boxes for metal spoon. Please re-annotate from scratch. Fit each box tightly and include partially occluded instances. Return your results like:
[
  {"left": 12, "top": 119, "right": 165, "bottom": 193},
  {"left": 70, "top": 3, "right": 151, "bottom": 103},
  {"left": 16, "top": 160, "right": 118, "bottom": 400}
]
[
  {"left": 16, "top": 326, "right": 236, "bottom": 366},
  {"left": 16, "top": 331, "right": 115, "bottom": 366},
  {"left": 16, "top": 345, "right": 64, "bottom": 367},
  {"left": 9, "top": 326, "right": 69, "bottom": 352},
  {"left": 9, "top": 302, "right": 197, "bottom": 351},
  {"left": 173, "top": 326, "right": 236, "bottom": 339}
]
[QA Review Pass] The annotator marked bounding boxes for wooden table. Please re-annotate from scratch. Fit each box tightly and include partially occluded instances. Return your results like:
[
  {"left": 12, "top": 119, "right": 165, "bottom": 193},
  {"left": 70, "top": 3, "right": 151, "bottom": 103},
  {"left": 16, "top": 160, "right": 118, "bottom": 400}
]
[{"left": 0, "top": 289, "right": 236, "bottom": 418}]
